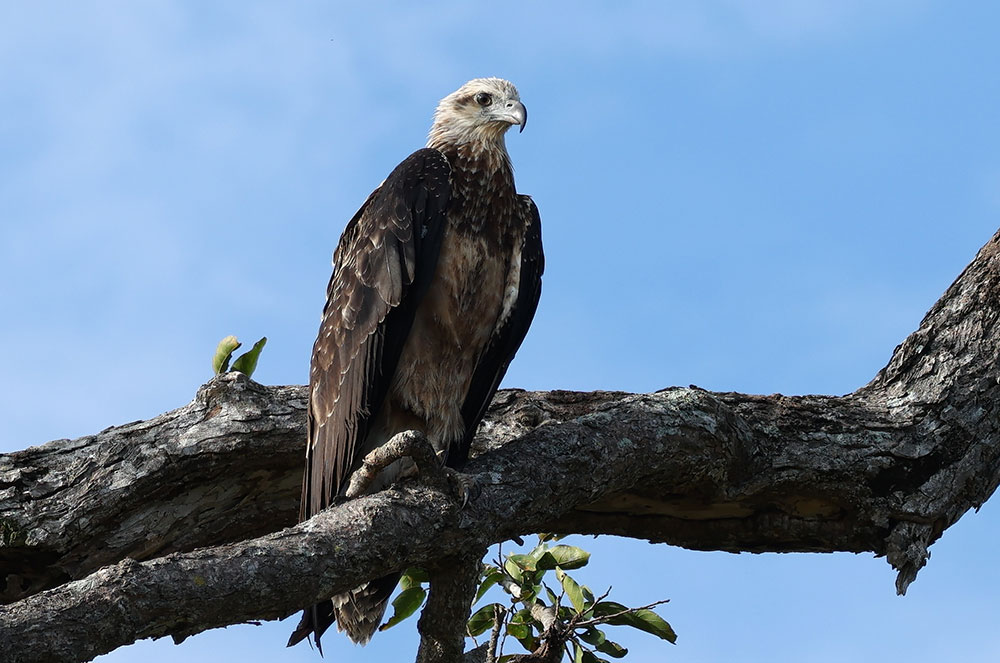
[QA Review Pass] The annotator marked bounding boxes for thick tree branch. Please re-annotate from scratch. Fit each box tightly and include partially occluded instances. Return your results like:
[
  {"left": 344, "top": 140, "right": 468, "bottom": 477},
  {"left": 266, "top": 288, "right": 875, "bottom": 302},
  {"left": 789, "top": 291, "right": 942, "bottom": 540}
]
[
  {"left": 0, "top": 376, "right": 306, "bottom": 604},
  {"left": 416, "top": 552, "right": 485, "bottom": 663},
  {"left": 3, "top": 230, "right": 1000, "bottom": 660}
]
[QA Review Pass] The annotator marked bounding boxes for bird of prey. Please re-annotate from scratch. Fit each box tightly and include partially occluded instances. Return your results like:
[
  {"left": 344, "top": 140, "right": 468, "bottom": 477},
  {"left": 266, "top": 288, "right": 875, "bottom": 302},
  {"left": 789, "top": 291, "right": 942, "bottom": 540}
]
[{"left": 287, "top": 78, "right": 544, "bottom": 651}]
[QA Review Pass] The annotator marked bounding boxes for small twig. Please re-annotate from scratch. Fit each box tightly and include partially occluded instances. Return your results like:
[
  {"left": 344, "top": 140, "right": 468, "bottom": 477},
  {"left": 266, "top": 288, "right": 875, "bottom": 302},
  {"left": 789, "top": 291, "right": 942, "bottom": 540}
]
[
  {"left": 485, "top": 604, "right": 506, "bottom": 663},
  {"left": 589, "top": 587, "right": 614, "bottom": 608},
  {"left": 345, "top": 430, "right": 442, "bottom": 498},
  {"left": 542, "top": 581, "right": 562, "bottom": 609},
  {"left": 560, "top": 586, "right": 611, "bottom": 636},
  {"left": 498, "top": 608, "right": 511, "bottom": 662}
]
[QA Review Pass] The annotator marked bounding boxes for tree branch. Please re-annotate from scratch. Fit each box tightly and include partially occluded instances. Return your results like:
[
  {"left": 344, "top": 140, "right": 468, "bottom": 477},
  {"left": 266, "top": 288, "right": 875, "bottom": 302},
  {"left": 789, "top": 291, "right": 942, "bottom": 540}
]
[
  {"left": 3, "top": 229, "right": 1000, "bottom": 660},
  {"left": 416, "top": 552, "right": 485, "bottom": 663},
  {"left": 0, "top": 374, "right": 306, "bottom": 604}
]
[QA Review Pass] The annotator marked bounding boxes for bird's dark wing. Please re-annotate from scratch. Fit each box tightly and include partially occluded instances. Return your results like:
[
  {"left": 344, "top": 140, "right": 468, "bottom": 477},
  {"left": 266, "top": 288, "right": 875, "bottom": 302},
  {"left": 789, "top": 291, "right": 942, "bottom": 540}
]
[
  {"left": 301, "top": 148, "right": 450, "bottom": 519},
  {"left": 452, "top": 195, "right": 544, "bottom": 466}
]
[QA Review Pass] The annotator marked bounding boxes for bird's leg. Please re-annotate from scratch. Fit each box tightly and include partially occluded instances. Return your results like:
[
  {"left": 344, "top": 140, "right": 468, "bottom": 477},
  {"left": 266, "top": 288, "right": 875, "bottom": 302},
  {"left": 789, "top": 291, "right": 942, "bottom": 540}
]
[
  {"left": 344, "top": 430, "right": 441, "bottom": 498},
  {"left": 344, "top": 430, "right": 480, "bottom": 506}
]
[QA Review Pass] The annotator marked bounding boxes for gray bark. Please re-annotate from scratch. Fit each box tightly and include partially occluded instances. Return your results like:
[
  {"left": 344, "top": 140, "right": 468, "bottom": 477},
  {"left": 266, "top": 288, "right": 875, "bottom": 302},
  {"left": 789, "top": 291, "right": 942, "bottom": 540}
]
[
  {"left": 415, "top": 552, "right": 485, "bottom": 663},
  {"left": 2, "top": 229, "right": 1000, "bottom": 662}
]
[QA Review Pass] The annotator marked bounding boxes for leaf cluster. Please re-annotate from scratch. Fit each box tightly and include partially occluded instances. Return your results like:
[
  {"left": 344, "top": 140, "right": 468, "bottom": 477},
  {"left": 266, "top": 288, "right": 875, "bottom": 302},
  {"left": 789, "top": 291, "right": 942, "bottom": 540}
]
[
  {"left": 466, "top": 537, "right": 676, "bottom": 662},
  {"left": 211, "top": 335, "right": 267, "bottom": 378}
]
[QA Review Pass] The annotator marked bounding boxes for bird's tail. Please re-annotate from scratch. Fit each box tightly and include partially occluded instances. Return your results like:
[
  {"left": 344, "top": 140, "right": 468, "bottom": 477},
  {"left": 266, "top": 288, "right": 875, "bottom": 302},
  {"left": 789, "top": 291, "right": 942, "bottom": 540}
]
[
  {"left": 333, "top": 572, "right": 401, "bottom": 644},
  {"left": 287, "top": 600, "right": 335, "bottom": 654},
  {"left": 287, "top": 572, "right": 401, "bottom": 651}
]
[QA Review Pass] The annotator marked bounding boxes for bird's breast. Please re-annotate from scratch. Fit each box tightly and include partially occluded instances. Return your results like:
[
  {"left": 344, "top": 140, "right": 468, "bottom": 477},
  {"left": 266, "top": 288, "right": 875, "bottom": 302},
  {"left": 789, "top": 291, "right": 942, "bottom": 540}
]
[{"left": 388, "top": 212, "right": 515, "bottom": 450}]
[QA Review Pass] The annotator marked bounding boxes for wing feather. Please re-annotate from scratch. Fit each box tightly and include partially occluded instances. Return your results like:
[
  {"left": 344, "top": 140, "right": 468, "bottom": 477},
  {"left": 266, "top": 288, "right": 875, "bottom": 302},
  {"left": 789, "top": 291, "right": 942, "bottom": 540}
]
[
  {"left": 452, "top": 195, "right": 544, "bottom": 466},
  {"left": 301, "top": 148, "right": 450, "bottom": 519}
]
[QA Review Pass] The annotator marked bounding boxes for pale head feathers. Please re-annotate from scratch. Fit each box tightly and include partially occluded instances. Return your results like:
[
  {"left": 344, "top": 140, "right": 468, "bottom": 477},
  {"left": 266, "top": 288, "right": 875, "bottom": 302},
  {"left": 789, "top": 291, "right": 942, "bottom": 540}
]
[{"left": 427, "top": 78, "right": 527, "bottom": 152}]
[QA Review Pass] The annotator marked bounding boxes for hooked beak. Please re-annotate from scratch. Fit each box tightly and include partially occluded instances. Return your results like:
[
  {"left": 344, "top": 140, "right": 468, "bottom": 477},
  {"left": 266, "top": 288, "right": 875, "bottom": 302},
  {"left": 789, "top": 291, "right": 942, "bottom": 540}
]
[{"left": 495, "top": 100, "right": 527, "bottom": 133}]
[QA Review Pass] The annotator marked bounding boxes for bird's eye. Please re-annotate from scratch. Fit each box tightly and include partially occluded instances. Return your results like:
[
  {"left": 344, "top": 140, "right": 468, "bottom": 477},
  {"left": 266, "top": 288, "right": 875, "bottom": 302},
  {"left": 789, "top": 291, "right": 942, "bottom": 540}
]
[{"left": 475, "top": 92, "right": 493, "bottom": 106}]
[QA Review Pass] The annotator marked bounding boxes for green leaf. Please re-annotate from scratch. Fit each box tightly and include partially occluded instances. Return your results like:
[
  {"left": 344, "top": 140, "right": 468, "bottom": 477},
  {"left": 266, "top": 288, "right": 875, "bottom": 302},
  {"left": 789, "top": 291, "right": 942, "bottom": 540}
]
[
  {"left": 594, "top": 604, "right": 677, "bottom": 643},
  {"left": 400, "top": 567, "right": 428, "bottom": 590},
  {"left": 574, "top": 642, "right": 585, "bottom": 663},
  {"left": 629, "top": 609, "right": 677, "bottom": 643},
  {"left": 534, "top": 551, "right": 559, "bottom": 570},
  {"left": 581, "top": 650, "right": 610, "bottom": 663},
  {"left": 510, "top": 607, "right": 533, "bottom": 624},
  {"left": 595, "top": 639, "right": 628, "bottom": 658},
  {"left": 559, "top": 569, "right": 585, "bottom": 614},
  {"left": 590, "top": 601, "right": 629, "bottom": 617},
  {"left": 507, "top": 621, "right": 532, "bottom": 642},
  {"left": 378, "top": 586, "right": 426, "bottom": 631},
  {"left": 539, "top": 545, "right": 590, "bottom": 570},
  {"left": 527, "top": 542, "right": 548, "bottom": 558},
  {"left": 506, "top": 606, "right": 538, "bottom": 652},
  {"left": 508, "top": 553, "right": 537, "bottom": 572},
  {"left": 212, "top": 335, "right": 241, "bottom": 374},
  {"left": 578, "top": 627, "right": 606, "bottom": 647},
  {"left": 503, "top": 556, "right": 524, "bottom": 585},
  {"left": 476, "top": 569, "right": 504, "bottom": 602},
  {"left": 467, "top": 603, "right": 501, "bottom": 637},
  {"left": 515, "top": 634, "right": 537, "bottom": 653},
  {"left": 230, "top": 336, "right": 266, "bottom": 378}
]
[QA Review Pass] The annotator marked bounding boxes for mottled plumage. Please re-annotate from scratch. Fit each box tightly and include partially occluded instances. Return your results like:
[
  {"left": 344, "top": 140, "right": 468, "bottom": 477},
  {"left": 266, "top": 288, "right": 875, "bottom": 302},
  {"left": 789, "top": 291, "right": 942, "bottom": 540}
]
[{"left": 288, "top": 78, "right": 543, "bottom": 651}]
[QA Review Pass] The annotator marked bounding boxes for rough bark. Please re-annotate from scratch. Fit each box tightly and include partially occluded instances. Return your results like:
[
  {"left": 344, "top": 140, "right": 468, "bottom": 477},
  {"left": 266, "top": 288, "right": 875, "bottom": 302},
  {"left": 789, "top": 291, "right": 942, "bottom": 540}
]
[
  {"left": 2, "top": 229, "right": 1000, "bottom": 662},
  {"left": 415, "top": 552, "right": 485, "bottom": 663},
  {"left": 0, "top": 377, "right": 306, "bottom": 605}
]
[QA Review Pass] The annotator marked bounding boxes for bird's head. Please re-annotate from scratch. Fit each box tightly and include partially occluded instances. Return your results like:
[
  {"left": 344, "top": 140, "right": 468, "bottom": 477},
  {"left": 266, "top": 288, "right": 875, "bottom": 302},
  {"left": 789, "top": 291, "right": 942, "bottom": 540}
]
[{"left": 427, "top": 78, "right": 527, "bottom": 150}]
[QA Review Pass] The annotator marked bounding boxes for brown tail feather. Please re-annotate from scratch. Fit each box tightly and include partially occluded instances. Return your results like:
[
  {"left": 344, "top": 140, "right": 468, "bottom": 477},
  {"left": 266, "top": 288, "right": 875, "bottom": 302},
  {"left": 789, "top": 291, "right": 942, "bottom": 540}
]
[
  {"left": 287, "top": 572, "right": 400, "bottom": 650},
  {"left": 287, "top": 600, "right": 336, "bottom": 654},
  {"left": 333, "top": 572, "right": 401, "bottom": 645}
]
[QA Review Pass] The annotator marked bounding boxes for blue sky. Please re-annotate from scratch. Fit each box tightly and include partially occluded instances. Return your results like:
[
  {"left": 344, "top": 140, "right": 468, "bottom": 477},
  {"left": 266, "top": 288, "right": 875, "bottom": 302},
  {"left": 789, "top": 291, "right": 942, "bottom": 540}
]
[{"left": 3, "top": 2, "right": 1000, "bottom": 661}]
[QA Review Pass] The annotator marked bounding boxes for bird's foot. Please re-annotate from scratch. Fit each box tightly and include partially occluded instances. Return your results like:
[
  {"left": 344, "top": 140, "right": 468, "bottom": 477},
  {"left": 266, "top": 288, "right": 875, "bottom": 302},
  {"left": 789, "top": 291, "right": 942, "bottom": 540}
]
[
  {"left": 345, "top": 430, "right": 479, "bottom": 506},
  {"left": 345, "top": 430, "right": 440, "bottom": 498},
  {"left": 443, "top": 467, "right": 481, "bottom": 508},
  {"left": 434, "top": 449, "right": 481, "bottom": 507}
]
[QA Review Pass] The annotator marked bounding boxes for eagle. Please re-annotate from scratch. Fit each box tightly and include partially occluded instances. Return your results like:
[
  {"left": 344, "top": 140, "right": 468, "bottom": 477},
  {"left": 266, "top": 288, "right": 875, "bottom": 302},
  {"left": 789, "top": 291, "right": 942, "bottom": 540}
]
[{"left": 287, "top": 78, "right": 544, "bottom": 650}]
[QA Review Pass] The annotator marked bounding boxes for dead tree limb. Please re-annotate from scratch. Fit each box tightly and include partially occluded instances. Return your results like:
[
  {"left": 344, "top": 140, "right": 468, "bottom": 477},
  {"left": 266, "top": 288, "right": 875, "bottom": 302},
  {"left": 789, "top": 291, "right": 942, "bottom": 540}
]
[{"left": 3, "top": 229, "right": 1000, "bottom": 662}]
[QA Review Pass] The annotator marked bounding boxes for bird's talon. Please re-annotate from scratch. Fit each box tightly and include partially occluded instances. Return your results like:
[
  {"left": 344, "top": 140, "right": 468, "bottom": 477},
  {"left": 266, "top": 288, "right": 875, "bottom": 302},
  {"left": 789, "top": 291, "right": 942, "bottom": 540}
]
[{"left": 444, "top": 468, "right": 481, "bottom": 507}]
